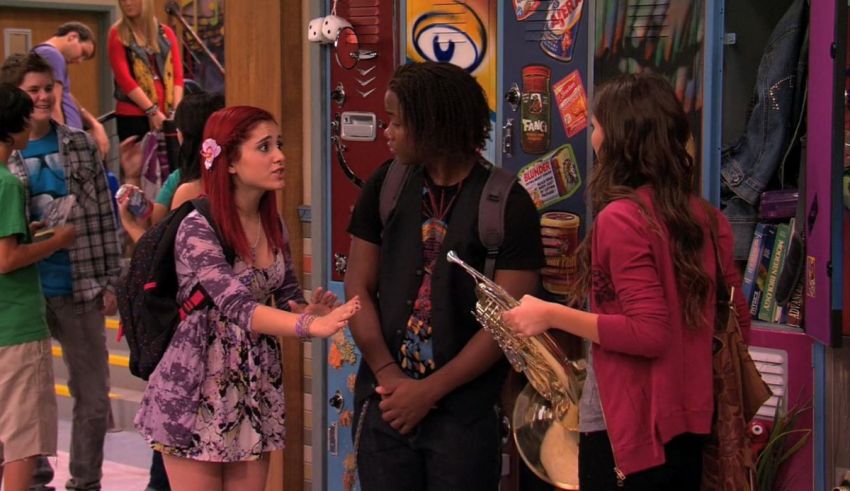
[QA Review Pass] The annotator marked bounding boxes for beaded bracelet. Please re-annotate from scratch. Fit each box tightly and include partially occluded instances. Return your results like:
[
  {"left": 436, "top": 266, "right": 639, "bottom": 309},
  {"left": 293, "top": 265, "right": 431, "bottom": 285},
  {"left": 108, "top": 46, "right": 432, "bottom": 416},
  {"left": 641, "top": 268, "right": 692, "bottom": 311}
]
[
  {"left": 144, "top": 104, "right": 158, "bottom": 117},
  {"left": 295, "top": 313, "right": 316, "bottom": 342}
]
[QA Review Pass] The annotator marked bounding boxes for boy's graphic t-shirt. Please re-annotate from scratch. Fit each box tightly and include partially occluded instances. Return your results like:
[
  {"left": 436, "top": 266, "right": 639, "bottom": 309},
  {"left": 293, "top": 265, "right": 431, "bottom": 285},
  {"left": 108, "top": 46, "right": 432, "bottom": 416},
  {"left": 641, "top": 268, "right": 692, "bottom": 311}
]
[
  {"left": 0, "top": 164, "right": 49, "bottom": 346},
  {"left": 22, "top": 127, "right": 73, "bottom": 297}
]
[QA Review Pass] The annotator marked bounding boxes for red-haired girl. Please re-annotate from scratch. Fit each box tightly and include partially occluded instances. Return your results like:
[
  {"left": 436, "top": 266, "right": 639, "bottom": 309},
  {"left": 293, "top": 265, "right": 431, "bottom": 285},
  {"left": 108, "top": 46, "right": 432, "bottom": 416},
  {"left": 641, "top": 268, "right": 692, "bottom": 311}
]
[{"left": 134, "top": 106, "right": 360, "bottom": 490}]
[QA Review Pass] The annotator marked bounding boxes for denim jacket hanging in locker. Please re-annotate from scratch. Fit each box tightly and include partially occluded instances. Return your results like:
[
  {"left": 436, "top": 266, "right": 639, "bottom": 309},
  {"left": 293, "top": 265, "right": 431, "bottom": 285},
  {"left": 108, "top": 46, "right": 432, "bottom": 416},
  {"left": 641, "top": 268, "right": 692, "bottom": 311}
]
[{"left": 721, "top": 0, "right": 808, "bottom": 259}]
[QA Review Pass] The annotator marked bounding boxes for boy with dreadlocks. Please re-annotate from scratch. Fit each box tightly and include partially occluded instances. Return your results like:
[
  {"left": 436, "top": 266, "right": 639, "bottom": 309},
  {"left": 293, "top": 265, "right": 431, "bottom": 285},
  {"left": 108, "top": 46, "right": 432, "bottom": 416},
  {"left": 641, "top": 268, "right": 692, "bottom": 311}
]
[{"left": 345, "top": 61, "right": 544, "bottom": 490}]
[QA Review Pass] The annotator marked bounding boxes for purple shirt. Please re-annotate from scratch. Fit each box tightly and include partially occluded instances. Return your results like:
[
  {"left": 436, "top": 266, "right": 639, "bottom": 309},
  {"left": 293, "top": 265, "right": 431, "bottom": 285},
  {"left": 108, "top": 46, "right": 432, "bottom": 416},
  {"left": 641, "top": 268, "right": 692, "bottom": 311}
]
[{"left": 33, "top": 44, "right": 83, "bottom": 130}]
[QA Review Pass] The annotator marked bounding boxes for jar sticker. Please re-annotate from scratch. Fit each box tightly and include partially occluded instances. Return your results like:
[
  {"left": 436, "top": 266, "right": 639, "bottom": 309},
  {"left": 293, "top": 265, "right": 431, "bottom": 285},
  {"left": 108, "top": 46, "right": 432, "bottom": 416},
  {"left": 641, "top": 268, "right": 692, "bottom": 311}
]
[
  {"left": 517, "top": 143, "right": 582, "bottom": 210},
  {"left": 553, "top": 69, "right": 588, "bottom": 138},
  {"left": 520, "top": 65, "right": 552, "bottom": 155},
  {"left": 539, "top": 212, "right": 581, "bottom": 296}
]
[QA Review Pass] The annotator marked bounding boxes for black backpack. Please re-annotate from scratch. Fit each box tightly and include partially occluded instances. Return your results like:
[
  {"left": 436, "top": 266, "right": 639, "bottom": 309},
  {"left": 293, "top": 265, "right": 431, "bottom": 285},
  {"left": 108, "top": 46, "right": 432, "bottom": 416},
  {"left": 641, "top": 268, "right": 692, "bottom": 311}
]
[
  {"left": 117, "top": 198, "right": 235, "bottom": 380},
  {"left": 379, "top": 158, "right": 516, "bottom": 278}
]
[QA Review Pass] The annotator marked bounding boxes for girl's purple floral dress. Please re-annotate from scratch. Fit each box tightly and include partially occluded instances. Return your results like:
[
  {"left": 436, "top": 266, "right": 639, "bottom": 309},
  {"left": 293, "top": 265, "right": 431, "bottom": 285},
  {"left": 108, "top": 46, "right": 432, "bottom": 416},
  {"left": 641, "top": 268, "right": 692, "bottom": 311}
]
[{"left": 135, "top": 211, "right": 304, "bottom": 461}]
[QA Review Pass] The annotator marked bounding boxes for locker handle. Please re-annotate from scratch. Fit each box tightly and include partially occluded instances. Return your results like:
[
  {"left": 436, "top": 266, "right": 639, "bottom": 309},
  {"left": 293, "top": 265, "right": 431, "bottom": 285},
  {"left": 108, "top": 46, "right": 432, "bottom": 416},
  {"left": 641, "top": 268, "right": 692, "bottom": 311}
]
[
  {"left": 504, "top": 83, "right": 521, "bottom": 112},
  {"left": 332, "top": 82, "right": 346, "bottom": 107}
]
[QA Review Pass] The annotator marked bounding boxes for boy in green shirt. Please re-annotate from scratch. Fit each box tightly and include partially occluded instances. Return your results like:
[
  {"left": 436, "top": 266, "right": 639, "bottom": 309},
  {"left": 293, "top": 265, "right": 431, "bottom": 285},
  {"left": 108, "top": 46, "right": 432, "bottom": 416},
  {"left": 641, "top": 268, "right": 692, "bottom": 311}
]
[{"left": 0, "top": 83, "right": 75, "bottom": 491}]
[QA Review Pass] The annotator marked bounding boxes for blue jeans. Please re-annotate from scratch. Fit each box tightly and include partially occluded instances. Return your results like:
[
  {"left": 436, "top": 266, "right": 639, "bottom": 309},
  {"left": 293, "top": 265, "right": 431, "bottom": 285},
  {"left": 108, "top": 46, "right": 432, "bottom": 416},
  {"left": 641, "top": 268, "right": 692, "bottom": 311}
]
[
  {"left": 721, "top": 0, "right": 808, "bottom": 258},
  {"left": 354, "top": 396, "right": 501, "bottom": 491}
]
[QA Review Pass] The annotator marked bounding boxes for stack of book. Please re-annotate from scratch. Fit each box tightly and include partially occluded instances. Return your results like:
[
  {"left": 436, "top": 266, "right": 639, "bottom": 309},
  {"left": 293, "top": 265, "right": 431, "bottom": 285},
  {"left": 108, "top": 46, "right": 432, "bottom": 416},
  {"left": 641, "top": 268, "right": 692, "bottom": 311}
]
[{"left": 740, "top": 190, "right": 804, "bottom": 328}]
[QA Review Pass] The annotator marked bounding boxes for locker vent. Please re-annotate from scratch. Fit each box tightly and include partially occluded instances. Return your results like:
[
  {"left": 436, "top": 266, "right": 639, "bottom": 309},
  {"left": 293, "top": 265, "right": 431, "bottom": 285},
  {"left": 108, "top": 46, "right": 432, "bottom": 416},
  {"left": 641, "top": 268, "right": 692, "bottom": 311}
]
[{"left": 749, "top": 347, "right": 788, "bottom": 420}]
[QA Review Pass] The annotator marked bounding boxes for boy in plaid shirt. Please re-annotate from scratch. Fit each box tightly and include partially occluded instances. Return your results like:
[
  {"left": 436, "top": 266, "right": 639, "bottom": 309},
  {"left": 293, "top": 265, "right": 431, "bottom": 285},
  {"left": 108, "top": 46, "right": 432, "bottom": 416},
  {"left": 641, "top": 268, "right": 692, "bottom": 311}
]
[{"left": 1, "top": 53, "right": 120, "bottom": 491}]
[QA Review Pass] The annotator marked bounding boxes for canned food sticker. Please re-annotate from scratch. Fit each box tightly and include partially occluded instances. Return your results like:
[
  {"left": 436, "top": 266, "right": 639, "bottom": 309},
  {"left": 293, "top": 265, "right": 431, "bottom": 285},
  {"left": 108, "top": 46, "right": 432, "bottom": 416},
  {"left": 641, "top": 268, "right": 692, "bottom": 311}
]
[
  {"left": 540, "top": 0, "right": 585, "bottom": 62},
  {"left": 553, "top": 70, "right": 588, "bottom": 138},
  {"left": 517, "top": 144, "right": 582, "bottom": 210},
  {"left": 514, "top": 0, "right": 541, "bottom": 21}
]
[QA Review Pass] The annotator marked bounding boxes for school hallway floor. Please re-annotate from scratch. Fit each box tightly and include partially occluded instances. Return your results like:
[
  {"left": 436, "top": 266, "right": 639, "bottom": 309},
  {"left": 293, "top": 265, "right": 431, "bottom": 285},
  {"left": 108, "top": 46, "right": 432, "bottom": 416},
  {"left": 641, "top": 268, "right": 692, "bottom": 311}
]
[{"left": 47, "top": 418, "right": 151, "bottom": 490}]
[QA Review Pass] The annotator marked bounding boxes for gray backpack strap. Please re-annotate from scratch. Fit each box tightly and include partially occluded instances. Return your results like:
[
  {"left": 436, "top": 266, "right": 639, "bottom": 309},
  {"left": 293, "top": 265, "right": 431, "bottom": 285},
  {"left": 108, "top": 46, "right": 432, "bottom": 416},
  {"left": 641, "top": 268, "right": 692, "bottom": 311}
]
[
  {"left": 478, "top": 161, "right": 516, "bottom": 279},
  {"left": 379, "top": 159, "right": 412, "bottom": 227}
]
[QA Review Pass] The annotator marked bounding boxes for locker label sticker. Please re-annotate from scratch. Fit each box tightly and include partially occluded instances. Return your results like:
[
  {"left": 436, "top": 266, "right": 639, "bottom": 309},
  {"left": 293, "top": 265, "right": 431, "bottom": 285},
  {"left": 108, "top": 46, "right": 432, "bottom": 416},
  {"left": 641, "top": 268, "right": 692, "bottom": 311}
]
[
  {"left": 553, "top": 69, "right": 588, "bottom": 138},
  {"left": 517, "top": 144, "right": 582, "bottom": 209}
]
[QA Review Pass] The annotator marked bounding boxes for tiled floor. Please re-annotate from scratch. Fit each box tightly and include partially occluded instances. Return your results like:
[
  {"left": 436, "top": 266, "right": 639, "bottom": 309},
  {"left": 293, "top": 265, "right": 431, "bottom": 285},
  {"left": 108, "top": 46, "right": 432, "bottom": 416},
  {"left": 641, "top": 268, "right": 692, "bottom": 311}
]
[{"left": 46, "top": 419, "right": 152, "bottom": 490}]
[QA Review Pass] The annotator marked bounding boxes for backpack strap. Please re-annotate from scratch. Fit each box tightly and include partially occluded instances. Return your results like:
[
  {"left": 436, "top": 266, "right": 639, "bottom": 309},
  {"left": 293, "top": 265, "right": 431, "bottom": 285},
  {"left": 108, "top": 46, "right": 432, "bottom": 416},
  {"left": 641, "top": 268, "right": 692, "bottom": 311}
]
[
  {"left": 478, "top": 160, "right": 516, "bottom": 279},
  {"left": 190, "top": 197, "right": 237, "bottom": 265},
  {"left": 379, "top": 159, "right": 412, "bottom": 227},
  {"left": 171, "top": 198, "right": 237, "bottom": 319}
]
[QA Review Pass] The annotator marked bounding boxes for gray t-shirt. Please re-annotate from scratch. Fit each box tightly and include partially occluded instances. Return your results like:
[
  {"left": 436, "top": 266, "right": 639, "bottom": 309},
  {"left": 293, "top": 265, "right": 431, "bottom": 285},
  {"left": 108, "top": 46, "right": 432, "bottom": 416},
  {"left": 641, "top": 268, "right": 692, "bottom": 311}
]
[
  {"left": 578, "top": 348, "right": 607, "bottom": 432},
  {"left": 33, "top": 44, "right": 83, "bottom": 130}
]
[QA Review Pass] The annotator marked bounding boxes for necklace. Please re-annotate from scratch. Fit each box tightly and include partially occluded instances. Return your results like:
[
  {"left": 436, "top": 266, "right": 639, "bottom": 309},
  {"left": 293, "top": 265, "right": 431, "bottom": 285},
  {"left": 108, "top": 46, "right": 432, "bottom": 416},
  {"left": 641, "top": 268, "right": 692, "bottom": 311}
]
[
  {"left": 247, "top": 213, "right": 262, "bottom": 258},
  {"left": 423, "top": 177, "right": 463, "bottom": 221}
]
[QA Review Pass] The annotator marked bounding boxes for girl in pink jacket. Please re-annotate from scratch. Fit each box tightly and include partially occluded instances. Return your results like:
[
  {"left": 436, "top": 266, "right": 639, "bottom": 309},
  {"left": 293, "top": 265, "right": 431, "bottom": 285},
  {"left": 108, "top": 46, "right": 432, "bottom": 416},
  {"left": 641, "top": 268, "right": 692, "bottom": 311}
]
[{"left": 503, "top": 72, "right": 750, "bottom": 490}]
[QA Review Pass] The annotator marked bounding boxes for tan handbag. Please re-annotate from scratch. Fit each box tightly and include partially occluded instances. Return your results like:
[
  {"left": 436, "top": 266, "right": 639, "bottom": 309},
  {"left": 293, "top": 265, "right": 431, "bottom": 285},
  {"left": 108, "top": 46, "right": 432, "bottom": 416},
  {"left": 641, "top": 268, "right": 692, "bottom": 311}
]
[{"left": 702, "top": 218, "right": 773, "bottom": 491}]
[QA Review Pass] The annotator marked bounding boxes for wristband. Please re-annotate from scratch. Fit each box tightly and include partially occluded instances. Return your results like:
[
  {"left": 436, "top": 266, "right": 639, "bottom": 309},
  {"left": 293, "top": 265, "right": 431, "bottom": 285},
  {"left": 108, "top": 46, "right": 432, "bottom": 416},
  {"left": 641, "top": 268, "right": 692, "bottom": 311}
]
[
  {"left": 295, "top": 313, "right": 316, "bottom": 342},
  {"left": 374, "top": 360, "right": 395, "bottom": 376},
  {"left": 144, "top": 104, "right": 158, "bottom": 117}
]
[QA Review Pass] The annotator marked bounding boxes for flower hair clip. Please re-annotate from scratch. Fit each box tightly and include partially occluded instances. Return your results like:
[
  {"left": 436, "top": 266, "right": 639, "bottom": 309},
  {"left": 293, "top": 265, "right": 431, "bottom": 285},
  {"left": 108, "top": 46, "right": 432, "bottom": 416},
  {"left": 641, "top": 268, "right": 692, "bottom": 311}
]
[{"left": 201, "top": 138, "right": 222, "bottom": 170}]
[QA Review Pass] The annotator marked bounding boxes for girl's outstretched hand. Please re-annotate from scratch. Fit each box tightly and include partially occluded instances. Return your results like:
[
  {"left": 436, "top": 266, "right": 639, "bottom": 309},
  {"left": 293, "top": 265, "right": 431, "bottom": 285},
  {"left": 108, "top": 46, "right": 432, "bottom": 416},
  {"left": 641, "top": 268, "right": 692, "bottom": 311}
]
[
  {"left": 289, "top": 286, "right": 338, "bottom": 316},
  {"left": 309, "top": 296, "right": 361, "bottom": 338},
  {"left": 501, "top": 294, "right": 553, "bottom": 337}
]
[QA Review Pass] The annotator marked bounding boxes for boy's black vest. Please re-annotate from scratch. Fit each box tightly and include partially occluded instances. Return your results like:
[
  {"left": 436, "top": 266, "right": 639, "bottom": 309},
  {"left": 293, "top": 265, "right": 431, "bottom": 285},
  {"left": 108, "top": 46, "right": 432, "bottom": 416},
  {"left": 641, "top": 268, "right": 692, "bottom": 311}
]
[{"left": 354, "top": 163, "right": 509, "bottom": 422}]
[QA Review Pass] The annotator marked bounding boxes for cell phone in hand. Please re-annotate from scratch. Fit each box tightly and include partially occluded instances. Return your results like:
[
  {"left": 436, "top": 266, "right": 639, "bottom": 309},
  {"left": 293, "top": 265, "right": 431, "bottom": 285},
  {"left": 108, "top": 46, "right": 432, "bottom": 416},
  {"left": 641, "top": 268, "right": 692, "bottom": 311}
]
[{"left": 33, "top": 228, "right": 55, "bottom": 241}]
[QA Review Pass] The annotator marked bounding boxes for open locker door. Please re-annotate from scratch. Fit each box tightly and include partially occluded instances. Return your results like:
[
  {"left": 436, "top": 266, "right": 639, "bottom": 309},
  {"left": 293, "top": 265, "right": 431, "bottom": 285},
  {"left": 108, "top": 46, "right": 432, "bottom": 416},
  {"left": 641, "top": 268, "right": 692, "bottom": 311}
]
[{"left": 805, "top": 0, "right": 843, "bottom": 347}]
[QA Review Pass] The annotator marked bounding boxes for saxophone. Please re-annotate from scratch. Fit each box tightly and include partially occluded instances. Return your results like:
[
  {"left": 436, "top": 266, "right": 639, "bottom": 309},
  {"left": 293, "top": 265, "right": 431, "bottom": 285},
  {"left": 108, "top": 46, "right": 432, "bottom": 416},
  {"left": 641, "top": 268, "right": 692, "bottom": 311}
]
[{"left": 447, "top": 250, "right": 586, "bottom": 489}]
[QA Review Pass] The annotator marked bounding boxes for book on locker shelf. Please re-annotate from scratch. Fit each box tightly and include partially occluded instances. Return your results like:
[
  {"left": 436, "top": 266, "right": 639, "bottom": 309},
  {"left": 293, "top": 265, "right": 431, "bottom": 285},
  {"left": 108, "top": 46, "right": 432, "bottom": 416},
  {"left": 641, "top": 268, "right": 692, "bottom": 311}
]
[
  {"left": 750, "top": 223, "right": 777, "bottom": 317},
  {"left": 758, "top": 221, "right": 791, "bottom": 322},
  {"left": 784, "top": 276, "right": 804, "bottom": 327},
  {"left": 742, "top": 223, "right": 769, "bottom": 305}
]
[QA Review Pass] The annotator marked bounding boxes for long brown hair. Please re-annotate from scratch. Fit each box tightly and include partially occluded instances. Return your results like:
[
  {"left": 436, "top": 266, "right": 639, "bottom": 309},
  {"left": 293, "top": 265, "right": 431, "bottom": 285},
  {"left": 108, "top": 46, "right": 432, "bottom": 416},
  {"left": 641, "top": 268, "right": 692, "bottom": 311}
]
[{"left": 570, "top": 72, "right": 710, "bottom": 329}]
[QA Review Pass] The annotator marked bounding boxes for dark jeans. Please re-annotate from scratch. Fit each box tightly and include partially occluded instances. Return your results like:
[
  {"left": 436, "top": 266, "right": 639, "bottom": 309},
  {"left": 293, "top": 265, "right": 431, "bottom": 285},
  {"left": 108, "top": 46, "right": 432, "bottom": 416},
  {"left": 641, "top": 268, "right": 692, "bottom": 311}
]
[
  {"left": 354, "top": 397, "right": 501, "bottom": 491},
  {"left": 30, "top": 298, "right": 110, "bottom": 491},
  {"left": 578, "top": 431, "right": 705, "bottom": 491}
]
